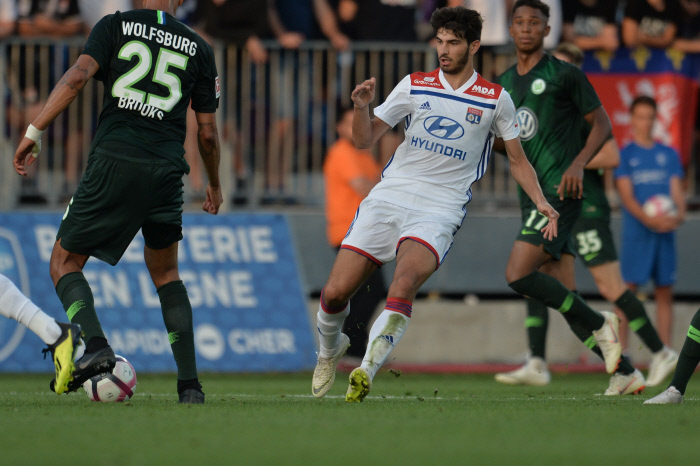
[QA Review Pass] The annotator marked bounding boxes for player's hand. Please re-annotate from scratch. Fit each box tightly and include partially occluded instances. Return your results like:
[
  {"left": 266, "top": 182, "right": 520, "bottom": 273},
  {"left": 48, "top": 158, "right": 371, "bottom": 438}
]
[
  {"left": 14, "top": 137, "right": 39, "bottom": 177},
  {"left": 557, "top": 163, "right": 584, "bottom": 200},
  {"left": 645, "top": 214, "right": 678, "bottom": 233},
  {"left": 536, "top": 201, "right": 559, "bottom": 241},
  {"left": 203, "top": 184, "right": 223, "bottom": 215},
  {"left": 351, "top": 78, "right": 376, "bottom": 109}
]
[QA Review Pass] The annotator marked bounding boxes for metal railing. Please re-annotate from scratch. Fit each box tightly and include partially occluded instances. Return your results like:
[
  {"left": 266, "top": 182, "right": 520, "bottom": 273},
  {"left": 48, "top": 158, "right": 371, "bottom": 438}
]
[{"left": 0, "top": 38, "right": 530, "bottom": 210}]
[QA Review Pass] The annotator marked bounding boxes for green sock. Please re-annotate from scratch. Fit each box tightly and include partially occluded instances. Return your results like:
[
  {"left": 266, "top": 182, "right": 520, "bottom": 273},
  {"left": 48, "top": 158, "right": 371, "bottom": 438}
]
[
  {"left": 614, "top": 289, "right": 664, "bottom": 353},
  {"left": 525, "top": 298, "right": 548, "bottom": 359},
  {"left": 568, "top": 291, "right": 634, "bottom": 375},
  {"left": 669, "top": 309, "right": 700, "bottom": 395},
  {"left": 55, "top": 272, "right": 105, "bottom": 342},
  {"left": 158, "top": 281, "right": 198, "bottom": 381},
  {"left": 509, "top": 272, "right": 605, "bottom": 332}
]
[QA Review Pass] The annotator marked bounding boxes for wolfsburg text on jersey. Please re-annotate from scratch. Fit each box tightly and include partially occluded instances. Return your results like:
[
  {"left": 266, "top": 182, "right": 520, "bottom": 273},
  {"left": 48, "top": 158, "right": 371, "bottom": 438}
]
[{"left": 121, "top": 21, "right": 198, "bottom": 57}]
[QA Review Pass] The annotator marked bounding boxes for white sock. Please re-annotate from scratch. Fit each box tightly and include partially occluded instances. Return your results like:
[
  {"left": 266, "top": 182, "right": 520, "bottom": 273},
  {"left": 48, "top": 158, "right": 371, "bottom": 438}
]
[
  {"left": 361, "top": 308, "right": 410, "bottom": 380},
  {"left": 0, "top": 274, "right": 62, "bottom": 345},
  {"left": 316, "top": 299, "right": 350, "bottom": 358}
]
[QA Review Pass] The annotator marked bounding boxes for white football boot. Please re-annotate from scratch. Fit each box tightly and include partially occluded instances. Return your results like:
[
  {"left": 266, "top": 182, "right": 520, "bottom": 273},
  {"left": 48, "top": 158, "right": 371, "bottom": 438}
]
[
  {"left": 644, "top": 386, "right": 683, "bottom": 404},
  {"left": 312, "top": 333, "right": 350, "bottom": 398},
  {"left": 604, "top": 369, "right": 645, "bottom": 395},
  {"left": 646, "top": 347, "right": 679, "bottom": 387},
  {"left": 495, "top": 357, "right": 551, "bottom": 386},
  {"left": 593, "top": 311, "right": 622, "bottom": 374}
]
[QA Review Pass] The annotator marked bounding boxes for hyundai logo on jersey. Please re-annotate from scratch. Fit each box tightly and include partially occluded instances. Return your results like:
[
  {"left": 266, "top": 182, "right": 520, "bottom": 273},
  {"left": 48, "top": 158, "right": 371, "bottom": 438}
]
[
  {"left": 466, "top": 107, "right": 482, "bottom": 125},
  {"left": 423, "top": 116, "right": 465, "bottom": 140}
]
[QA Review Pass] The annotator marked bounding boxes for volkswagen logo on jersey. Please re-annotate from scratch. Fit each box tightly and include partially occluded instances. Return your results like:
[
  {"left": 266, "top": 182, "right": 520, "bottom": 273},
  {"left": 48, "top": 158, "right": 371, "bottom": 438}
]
[
  {"left": 0, "top": 228, "right": 29, "bottom": 363},
  {"left": 516, "top": 108, "right": 538, "bottom": 141},
  {"left": 423, "top": 116, "right": 465, "bottom": 140}
]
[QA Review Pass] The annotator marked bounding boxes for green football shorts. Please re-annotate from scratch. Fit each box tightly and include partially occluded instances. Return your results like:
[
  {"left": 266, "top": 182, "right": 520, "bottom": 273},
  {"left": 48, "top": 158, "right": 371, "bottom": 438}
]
[
  {"left": 571, "top": 215, "right": 618, "bottom": 267},
  {"left": 516, "top": 196, "right": 581, "bottom": 260},
  {"left": 57, "top": 151, "right": 185, "bottom": 266}
]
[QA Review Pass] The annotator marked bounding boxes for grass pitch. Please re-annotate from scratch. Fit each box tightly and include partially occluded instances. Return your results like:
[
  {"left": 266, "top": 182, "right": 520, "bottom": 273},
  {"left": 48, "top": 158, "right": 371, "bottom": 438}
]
[{"left": 1, "top": 371, "right": 697, "bottom": 465}]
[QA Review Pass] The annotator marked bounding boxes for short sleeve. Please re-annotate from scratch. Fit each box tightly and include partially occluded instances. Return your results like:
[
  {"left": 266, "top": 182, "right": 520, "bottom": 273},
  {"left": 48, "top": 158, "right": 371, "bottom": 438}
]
[
  {"left": 372, "top": 75, "right": 412, "bottom": 128},
  {"left": 562, "top": 64, "right": 601, "bottom": 117},
  {"left": 614, "top": 146, "right": 632, "bottom": 179},
  {"left": 492, "top": 90, "right": 520, "bottom": 141},
  {"left": 191, "top": 41, "right": 219, "bottom": 113},
  {"left": 82, "top": 13, "right": 120, "bottom": 82}
]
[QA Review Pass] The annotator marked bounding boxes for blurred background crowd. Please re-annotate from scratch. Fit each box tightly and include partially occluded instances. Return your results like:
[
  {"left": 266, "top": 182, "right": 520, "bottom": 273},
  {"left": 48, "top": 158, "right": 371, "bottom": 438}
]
[{"left": 0, "top": 0, "right": 699, "bottom": 210}]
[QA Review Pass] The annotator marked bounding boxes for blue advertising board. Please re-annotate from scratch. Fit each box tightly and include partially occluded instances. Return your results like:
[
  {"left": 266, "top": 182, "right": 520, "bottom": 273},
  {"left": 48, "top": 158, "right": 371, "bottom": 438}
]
[{"left": 0, "top": 213, "right": 317, "bottom": 373}]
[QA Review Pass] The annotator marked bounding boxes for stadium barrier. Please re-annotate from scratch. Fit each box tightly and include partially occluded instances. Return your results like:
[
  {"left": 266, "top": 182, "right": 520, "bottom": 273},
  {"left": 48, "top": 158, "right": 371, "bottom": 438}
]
[
  {"left": 0, "top": 212, "right": 317, "bottom": 372},
  {"left": 0, "top": 38, "right": 522, "bottom": 210}
]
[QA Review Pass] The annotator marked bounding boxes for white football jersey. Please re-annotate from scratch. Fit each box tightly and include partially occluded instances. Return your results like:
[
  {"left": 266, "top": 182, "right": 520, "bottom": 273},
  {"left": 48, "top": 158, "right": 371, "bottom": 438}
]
[{"left": 370, "top": 68, "right": 519, "bottom": 212}]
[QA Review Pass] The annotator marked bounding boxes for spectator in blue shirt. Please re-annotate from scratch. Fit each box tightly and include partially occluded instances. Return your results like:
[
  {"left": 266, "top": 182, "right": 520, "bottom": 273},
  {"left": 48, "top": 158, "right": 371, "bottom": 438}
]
[{"left": 615, "top": 95, "right": 686, "bottom": 346}]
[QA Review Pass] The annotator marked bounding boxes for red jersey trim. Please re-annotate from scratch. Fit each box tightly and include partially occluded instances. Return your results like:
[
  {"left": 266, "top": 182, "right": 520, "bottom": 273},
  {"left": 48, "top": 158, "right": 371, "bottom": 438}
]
[
  {"left": 464, "top": 74, "right": 503, "bottom": 100},
  {"left": 410, "top": 69, "right": 444, "bottom": 89}
]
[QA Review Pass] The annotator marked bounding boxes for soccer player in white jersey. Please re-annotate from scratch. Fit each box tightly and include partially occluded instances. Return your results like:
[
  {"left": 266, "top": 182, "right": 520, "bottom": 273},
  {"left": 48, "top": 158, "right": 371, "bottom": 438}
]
[
  {"left": 0, "top": 273, "right": 81, "bottom": 394},
  {"left": 312, "top": 6, "right": 560, "bottom": 402}
]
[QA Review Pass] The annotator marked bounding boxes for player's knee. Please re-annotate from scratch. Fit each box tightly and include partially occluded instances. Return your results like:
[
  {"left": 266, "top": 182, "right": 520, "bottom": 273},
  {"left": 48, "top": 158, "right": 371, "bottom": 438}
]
[
  {"left": 505, "top": 266, "right": 526, "bottom": 286},
  {"left": 321, "top": 283, "right": 351, "bottom": 308}
]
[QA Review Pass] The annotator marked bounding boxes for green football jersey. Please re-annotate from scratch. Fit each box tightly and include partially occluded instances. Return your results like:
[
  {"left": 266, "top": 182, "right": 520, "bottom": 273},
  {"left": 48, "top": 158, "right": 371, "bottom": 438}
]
[
  {"left": 496, "top": 54, "right": 601, "bottom": 200},
  {"left": 83, "top": 9, "right": 219, "bottom": 173}
]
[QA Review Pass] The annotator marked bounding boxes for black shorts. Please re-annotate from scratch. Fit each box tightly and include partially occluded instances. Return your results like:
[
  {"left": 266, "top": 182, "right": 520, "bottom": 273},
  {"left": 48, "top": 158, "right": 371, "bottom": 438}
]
[
  {"left": 572, "top": 215, "right": 618, "bottom": 267},
  {"left": 57, "top": 151, "right": 185, "bottom": 265},
  {"left": 516, "top": 196, "right": 581, "bottom": 260}
]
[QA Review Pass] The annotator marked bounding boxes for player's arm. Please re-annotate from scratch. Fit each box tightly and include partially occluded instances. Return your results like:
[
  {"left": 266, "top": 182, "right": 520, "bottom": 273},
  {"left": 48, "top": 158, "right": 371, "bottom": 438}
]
[
  {"left": 14, "top": 54, "right": 99, "bottom": 176},
  {"left": 585, "top": 138, "right": 619, "bottom": 169},
  {"left": 351, "top": 78, "right": 391, "bottom": 149},
  {"left": 195, "top": 112, "right": 223, "bottom": 215},
  {"left": 504, "top": 137, "right": 559, "bottom": 240},
  {"left": 558, "top": 105, "right": 612, "bottom": 200}
]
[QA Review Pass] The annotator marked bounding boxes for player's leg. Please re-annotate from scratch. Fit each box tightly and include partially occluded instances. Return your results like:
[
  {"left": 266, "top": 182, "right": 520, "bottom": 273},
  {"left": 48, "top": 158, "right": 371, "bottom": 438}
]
[
  {"left": 143, "top": 239, "right": 203, "bottom": 403},
  {"left": 0, "top": 273, "right": 81, "bottom": 394},
  {"left": 505, "top": 241, "right": 622, "bottom": 373},
  {"left": 312, "top": 248, "right": 378, "bottom": 398},
  {"left": 50, "top": 240, "right": 116, "bottom": 392},
  {"left": 588, "top": 260, "right": 676, "bottom": 386},
  {"left": 342, "top": 266, "right": 386, "bottom": 359},
  {"left": 346, "top": 239, "right": 437, "bottom": 402},
  {"left": 645, "top": 309, "right": 700, "bottom": 404}
]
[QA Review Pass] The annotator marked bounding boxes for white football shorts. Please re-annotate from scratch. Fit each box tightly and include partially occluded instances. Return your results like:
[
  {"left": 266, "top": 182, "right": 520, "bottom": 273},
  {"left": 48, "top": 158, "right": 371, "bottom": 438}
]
[{"left": 340, "top": 197, "right": 466, "bottom": 269}]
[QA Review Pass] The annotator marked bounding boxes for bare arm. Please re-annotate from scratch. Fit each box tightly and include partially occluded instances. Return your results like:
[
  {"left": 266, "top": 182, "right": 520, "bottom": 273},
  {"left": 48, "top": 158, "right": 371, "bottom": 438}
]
[
  {"left": 622, "top": 18, "right": 678, "bottom": 48},
  {"left": 573, "top": 24, "right": 620, "bottom": 51},
  {"left": 504, "top": 137, "right": 559, "bottom": 240},
  {"left": 671, "top": 38, "right": 700, "bottom": 53},
  {"left": 267, "top": 0, "right": 304, "bottom": 49},
  {"left": 195, "top": 111, "right": 223, "bottom": 215},
  {"left": 585, "top": 138, "right": 619, "bottom": 169},
  {"left": 670, "top": 176, "right": 686, "bottom": 224},
  {"left": 14, "top": 54, "right": 99, "bottom": 176},
  {"left": 313, "top": 0, "right": 350, "bottom": 50},
  {"left": 351, "top": 78, "right": 391, "bottom": 149},
  {"left": 557, "top": 105, "right": 612, "bottom": 200}
]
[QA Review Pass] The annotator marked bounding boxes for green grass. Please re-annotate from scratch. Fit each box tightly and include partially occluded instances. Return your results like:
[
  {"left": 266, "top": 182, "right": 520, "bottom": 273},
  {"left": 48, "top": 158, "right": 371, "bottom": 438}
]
[{"left": 1, "top": 371, "right": 698, "bottom": 465}]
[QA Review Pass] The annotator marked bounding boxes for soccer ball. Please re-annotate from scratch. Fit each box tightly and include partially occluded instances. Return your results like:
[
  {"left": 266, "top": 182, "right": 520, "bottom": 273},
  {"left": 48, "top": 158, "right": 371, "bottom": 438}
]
[
  {"left": 642, "top": 194, "right": 677, "bottom": 218},
  {"left": 83, "top": 355, "right": 137, "bottom": 402}
]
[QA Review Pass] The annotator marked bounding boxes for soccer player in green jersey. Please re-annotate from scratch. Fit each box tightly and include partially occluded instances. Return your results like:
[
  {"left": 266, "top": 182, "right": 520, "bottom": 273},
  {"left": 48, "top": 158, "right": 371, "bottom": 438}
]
[
  {"left": 496, "top": 42, "right": 677, "bottom": 393},
  {"left": 13, "top": 0, "right": 222, "bottom": 404},
  {"left": 495, "top": 0, "right": 625, "bottom": 379}
]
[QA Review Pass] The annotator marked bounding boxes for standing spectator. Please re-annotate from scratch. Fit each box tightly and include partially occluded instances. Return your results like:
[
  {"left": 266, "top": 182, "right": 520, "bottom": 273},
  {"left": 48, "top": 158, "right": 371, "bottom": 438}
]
[
  {"left": 562, "top": 0, "right": 620, "bottom": 51},
  {"left": 615, "top": 96, "right": 686, "bottom": 347},
  {"left": 623, "top": 0, "right": 683, "bottom": 49},
  {"left": 0, "top": 0, "right": 16, "bottom": 38},
  {"left": 16, "top": 0, "right": 83, "bottom": 37},
  {"left": 447, "top": 0, "right": 511, "bottom": 47},
  {"left": 270, "top": 0, "right": 350, "bottom": 50},
  {"left": 78, "top": 0, "right": 139, "bottom": 32},
  {"left": 323, "top": 106, "right": 385, "bottom": 358},
  {"left": 673, "top": 0, "right": 700, "bottom": 52},
  {"left": 337, "top": 0, "right": 418, "bottom": 41}
]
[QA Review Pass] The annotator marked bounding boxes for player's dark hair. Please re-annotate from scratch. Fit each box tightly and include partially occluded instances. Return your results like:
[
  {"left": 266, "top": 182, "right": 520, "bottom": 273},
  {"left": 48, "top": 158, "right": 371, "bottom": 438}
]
[
  {"left": 554, "top": 43, "right": 584, "bottom": 67},
  {"left": 430, "top": 6, "right": 482, "bottom": 44},
  {"left": 630, "top": 95, "right": 657, "bottom": 113},
  {"left": 512, "top": 0, "right": 550, "bottom": 20}
]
